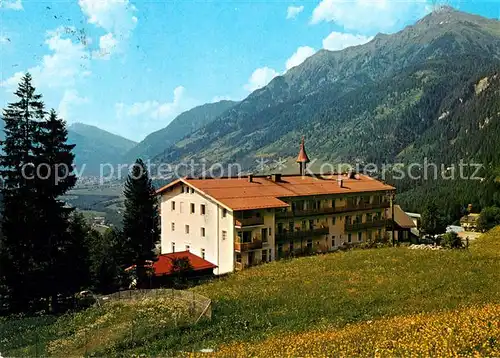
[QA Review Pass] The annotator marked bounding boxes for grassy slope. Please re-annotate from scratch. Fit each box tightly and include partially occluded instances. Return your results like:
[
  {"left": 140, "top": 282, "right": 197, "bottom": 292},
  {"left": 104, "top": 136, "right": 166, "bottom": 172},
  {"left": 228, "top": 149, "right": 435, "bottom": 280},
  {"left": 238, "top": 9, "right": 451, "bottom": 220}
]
[{"left": 1, "top": 228, "right": 500, "bottom": 357}]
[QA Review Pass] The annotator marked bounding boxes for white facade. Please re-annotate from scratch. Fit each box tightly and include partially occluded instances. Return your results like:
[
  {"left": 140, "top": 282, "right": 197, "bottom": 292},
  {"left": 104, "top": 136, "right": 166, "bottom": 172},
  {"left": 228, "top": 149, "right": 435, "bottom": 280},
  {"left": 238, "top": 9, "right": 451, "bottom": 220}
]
[{"left": 159, "top": 181, "right": 235, "bottom": 275}]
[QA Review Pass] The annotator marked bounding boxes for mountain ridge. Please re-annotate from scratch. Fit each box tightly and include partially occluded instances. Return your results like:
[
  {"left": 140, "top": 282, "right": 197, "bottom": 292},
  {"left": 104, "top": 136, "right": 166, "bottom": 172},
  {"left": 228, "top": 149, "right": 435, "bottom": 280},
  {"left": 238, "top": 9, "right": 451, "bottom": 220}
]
[{"left": 151, "top": 8, "right": 500, "bottom": 171}]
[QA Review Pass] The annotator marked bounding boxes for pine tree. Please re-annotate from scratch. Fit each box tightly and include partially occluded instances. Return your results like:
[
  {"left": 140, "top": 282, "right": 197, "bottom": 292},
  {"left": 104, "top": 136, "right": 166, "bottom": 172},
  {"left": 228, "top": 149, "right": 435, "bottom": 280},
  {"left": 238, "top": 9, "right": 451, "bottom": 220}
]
[
  {"left": 0, "top": 73, "right": 46, "bottom": 312},
  {"left": 123, "top": 159, "right": 160, "bottom": 288},
  {"left": 421, "top": 203, "right": 447, "bottom": 237}
]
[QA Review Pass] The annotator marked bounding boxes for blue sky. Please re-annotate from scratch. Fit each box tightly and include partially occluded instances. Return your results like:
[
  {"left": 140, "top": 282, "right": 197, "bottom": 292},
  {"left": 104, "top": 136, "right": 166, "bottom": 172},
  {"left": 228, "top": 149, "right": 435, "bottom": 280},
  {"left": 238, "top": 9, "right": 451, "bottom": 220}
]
[{"left": 1, "top": 0, "right": 499, "bottom": 141}]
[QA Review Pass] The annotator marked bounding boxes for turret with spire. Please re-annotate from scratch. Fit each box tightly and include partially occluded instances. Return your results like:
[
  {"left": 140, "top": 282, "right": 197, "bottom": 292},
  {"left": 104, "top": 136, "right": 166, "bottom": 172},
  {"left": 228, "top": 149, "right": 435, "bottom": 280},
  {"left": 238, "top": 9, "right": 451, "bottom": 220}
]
[{"left": 296, "top": 136, "right": 310, "bottom": 176}]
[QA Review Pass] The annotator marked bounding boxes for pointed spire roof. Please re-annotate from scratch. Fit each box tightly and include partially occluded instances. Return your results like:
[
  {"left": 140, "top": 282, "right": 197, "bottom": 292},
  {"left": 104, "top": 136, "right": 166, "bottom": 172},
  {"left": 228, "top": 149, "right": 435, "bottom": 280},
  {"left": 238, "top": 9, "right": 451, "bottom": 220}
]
[{"left": 296, "top": 136, "right": 310, "bottom": 163}]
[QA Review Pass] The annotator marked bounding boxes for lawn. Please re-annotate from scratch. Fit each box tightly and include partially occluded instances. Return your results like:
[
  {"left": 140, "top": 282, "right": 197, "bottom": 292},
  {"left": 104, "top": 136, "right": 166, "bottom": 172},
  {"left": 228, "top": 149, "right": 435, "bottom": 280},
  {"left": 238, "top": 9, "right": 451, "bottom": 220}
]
[{"left": 1, "top": 228, "right": 500, "bottom": 357}]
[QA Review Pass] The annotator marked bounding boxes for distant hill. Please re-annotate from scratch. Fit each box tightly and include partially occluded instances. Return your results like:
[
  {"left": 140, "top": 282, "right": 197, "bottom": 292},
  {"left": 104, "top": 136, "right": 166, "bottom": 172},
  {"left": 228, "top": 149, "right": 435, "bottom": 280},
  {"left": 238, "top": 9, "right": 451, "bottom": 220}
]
[
  {"left": 124, "top": 100, "right": 238, "bottom": 162},
  {"left": 0, "top": 121, "right": 136, "bottom": 176},
  {"left": 68, "top": 123, "right": 137, "bottom": 176}
]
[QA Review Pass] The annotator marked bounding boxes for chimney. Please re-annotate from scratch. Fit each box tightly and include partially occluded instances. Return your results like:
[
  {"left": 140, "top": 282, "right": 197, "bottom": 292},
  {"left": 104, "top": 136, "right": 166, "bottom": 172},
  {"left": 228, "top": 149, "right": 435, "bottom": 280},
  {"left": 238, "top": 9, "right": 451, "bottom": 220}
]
[
  {"left": 248, "top": 174, "right": 253, "bottom": 183},
  {"left": 337, "top": 179, "right": 344, "bottom": 188},
  {"left": 271, "top": 173, "right": 282, "bottom": 182},
  {"left": 347, "top": 169, "right": 356, "bottom": 179}
]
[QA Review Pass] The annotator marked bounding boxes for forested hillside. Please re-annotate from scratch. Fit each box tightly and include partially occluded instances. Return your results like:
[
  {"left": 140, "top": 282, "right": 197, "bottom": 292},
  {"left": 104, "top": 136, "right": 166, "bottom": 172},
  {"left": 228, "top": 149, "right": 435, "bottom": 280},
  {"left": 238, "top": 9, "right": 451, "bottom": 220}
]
[{"left": 68, "top": 123, "right": 137, "bottom": 176}]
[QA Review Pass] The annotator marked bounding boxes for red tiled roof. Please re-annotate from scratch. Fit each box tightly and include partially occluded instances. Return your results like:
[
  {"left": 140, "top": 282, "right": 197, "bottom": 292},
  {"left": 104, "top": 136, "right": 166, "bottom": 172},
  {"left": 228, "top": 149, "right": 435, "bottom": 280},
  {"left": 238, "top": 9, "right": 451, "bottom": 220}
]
[
  {"left": 153, "top": 251, "right": 217, "bottom": 276},
  {"left": 125, "top": 251, "right": 217, "bottom": 276},
  {"left": 157, "top": 173, "right": 395, "bottom": 211}
]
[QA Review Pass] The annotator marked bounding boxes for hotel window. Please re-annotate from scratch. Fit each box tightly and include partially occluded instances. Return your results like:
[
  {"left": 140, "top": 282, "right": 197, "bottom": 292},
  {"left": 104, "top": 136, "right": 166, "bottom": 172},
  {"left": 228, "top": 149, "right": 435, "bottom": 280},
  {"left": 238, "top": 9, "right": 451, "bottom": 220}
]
[
  {"left": 171, "top": 242, "right": 175, "bottom": 252},
  {"left": 181, "top": 185, "right": 185, "bottom": 193},
  {"left": 180, "top": 202, "right": 184, "bottom": 213},
  {"left": 262, "top": 249, "right": 267, "bottom": 262},
  {"left": 190, "top": 187, "right": 195, "bottom": 194},
  {"left": 171, "top": 222, "right": 175, "bottom": 231},
  {"left": 307, "top": 239, "right": 312, "bottom": 250},
  {"left": 201, "top": 248, "right": 206, "bottom": 259},
  {"left": 171, "top": 201, "right": 175, "bottom": 211},
  {"left": 222, "top": 230, "right": 227, "bottom": 240},
  {"left": 201, "top": 227, "right": 206, "bottom": 237},
  {"left": 190, "top": 203, "right": 195, "bottom": 214},
  {"left": 222, "top": 208, "right": 227, "bottom": 218},
  {"left": 331, "top": 236, "right": 336, "bottom": 247},
  {"left": 290, "top": 241, "right": 294, "bottom": 252},
  {"left": 348, "top": 233, "right": 352, "bottom": 243},
  {"left": 332, "top": 216, "right": 336, "bottom": 225},
  {"left": 261, "top": 228, "right": 268, "bottom": 243},
  {"left": 185, "top": 244, "right": 190, "bottom": 251},
  {"left": 201, "top": 204, "right": 206, "bottom": 215},
  {"left": 332, "top": 199, "right": 336, "bottom": 208},
  {"left": 185, "top": 225, "right": 190, "bottom": 234},
  {"left": 268, "top": 227, "right": 272, "bottom": 237},
  {"left": 358, "top": 232, "right": 362, "bottom": 242}
]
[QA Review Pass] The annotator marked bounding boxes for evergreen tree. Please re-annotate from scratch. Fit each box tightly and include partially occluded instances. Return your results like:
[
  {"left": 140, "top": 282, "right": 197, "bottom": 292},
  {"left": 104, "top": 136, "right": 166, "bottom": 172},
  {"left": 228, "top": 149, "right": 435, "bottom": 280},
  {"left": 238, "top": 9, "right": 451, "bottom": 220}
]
[
  {"left": 123, "top": 159, "right": 160, "bottom": 288},
  {"left": 34, "top": 109, "right": 81, "bottom": 311},
  {"left": 88, "top": 227, "right": 127, "bottom": 294},
  {"left": 0, "top": 73, "right": 45, "bottom": 312},
  {"left": 421, "top": 203, "right": 447, "bottom": 237}
]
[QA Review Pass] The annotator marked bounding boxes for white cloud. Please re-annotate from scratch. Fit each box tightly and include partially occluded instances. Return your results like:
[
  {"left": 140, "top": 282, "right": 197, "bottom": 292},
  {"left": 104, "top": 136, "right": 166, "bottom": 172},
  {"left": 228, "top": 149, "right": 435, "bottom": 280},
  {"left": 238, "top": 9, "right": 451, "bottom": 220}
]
[
  {"left": 311, "top": 0, "right": 430, "bottom": 33},
  {"left": 322, "top": 32, "right": 373, "bottom": 51},
  {"left": 93, "top": 32, "right": 118, "bottom": 60},
  {"left": 79, "top": 0, "right": 137, "bottom": 58},
  {"left": 286, "top": 5, "right": 304, "bottom": 19},
  {"left": 78, "top": 0, "right": 137, "bottom": 34},
  {"left": 285, "top": 46, "right": 315, "bottom": 71},
  {"left": 0, "top": 0, "right": 23, "bottom": 10},
  {"left": 58, "top": 89, "right": 89, "bottom": 122},
  {"left": 244, "top": 67, "right": 280, "bottom": 92},
  {"left": 1, "top": 28, "right": 90, "bottom": 91},
  {"left": 115, "top": 86, "right": 199, "bottom": 139}
]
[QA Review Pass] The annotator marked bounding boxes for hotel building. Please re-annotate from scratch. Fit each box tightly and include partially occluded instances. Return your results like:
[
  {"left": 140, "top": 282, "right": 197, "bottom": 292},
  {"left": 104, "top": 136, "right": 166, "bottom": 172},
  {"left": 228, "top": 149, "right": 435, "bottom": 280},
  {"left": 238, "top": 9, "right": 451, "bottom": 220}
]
[{"left": 156, "top": 140, "right": 395, "bottom": 275}]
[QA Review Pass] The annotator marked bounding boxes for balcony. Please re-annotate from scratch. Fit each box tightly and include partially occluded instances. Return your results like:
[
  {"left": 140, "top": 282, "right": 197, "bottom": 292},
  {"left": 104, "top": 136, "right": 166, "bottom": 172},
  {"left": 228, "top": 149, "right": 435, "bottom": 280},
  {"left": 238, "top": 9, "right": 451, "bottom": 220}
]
[
  {"left": 344, "top": 219, "right": 386, "bottom": 232},
  {"left": 235, "top": 239, "right": 263, "bottom": 252},
  {"left": 275, "top": 202, "right": 389, "bottom": 218},
  {"left": 275, "top": 227, "right": 329, "bottom": 243},
  {"left": 235, "top": 216, "right": 265, "bottom": 227}
]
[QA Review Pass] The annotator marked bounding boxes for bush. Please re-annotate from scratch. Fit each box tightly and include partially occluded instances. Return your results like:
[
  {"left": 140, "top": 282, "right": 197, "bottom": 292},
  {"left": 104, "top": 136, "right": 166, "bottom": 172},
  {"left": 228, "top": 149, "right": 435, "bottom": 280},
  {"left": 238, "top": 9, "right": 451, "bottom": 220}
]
[
  {"left": 477, "top": 206, "right": 500, "bottom": 232},
  {"left": 440, "top": 232, "right": 463, "bottom": 249}
]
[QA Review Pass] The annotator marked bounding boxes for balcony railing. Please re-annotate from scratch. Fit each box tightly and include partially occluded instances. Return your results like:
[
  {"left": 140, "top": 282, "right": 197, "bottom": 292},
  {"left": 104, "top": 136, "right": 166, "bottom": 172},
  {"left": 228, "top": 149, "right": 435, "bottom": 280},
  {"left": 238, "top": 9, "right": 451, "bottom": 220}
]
[
  {"left": 235, "top": 216, "right": 265, "bottom": 227},
  {"left": 234, "top": 239, "right": 263, "bottom": 252},
  {"left": 275, "top": 227, "right": 329, "bottom": 242},
  {"left": 275, "top": 202, "right": 389, "bottom": 218},
  {"left": 344, "top": 219, "right": 386, "bottom": 232}
]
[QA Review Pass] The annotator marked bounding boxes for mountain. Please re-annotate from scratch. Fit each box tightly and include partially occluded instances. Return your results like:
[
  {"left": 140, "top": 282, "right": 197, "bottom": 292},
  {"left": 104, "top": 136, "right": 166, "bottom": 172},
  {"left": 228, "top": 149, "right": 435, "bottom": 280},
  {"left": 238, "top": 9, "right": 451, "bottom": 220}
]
[
  {"left": 124, "top": 100, "right": 238, "bottom": 162},
  {"left": 68, "top": 123, "right": 137, "bottom": 176},
  {"left": 151, "top": 7, "right": 500, "bottom": 218}
]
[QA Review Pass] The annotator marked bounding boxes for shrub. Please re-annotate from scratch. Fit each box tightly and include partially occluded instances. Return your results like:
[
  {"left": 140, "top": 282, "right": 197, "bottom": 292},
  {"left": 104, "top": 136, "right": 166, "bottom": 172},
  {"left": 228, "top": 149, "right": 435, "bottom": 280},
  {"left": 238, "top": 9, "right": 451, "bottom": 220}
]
[
  {"left": 440, "top": 232, "right": 463, "bottom": 249},
  {"left": 477, "top": 206, "right": 500, "bottom": 232}
]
